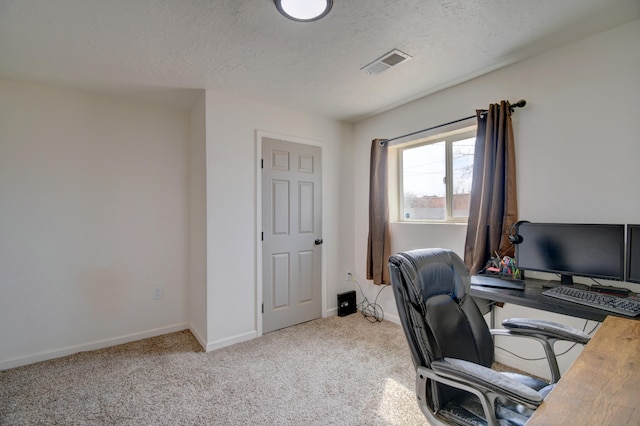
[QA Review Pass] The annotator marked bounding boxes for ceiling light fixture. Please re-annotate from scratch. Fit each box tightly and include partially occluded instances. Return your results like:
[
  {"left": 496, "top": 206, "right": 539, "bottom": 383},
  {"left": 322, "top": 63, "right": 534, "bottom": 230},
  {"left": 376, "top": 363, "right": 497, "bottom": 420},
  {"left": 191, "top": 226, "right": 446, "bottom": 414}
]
[{"left": 274, "top": 0, "right": 333, "bottom": 22}]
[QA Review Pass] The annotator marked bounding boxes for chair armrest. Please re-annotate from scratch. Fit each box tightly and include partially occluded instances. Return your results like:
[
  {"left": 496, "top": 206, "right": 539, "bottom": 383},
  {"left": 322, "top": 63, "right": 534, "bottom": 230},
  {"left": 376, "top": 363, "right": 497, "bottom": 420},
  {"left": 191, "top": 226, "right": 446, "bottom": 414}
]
[
  {"left": 431, "top": 358, "right": 543, "bottom": 407},
  {"left": 500, "top": 317, "right": 591, "bottom": 344},
  {"left": 492, "top": 317, "right": 591, "bottom": 383}
]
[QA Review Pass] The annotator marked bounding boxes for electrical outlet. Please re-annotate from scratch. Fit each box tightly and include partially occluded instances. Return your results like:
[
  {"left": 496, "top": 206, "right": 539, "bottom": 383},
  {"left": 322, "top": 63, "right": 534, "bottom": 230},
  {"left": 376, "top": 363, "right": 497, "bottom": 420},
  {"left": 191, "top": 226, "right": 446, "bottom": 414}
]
[
  {"left": 345, "top": 271, "right": 352, "bottom": 281},
  {"left": 153, "top": 287, "right": 163, "bottom": 300}
]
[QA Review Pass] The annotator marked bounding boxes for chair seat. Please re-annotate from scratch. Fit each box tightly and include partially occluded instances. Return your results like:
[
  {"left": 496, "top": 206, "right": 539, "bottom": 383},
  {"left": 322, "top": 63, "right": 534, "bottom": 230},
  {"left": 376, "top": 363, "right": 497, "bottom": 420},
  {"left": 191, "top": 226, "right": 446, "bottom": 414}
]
[
  {"left": 433, "top": 372, "right": 557, "bottom": 426},
  {"left": 500, "top": 372, "right": 548, "bottom": 392},
  {"left": 440, "top": 393, "right": 532, "bottom": 426},
  {"left": 501, "top": 372, "right": 556, "bottom": 399}
]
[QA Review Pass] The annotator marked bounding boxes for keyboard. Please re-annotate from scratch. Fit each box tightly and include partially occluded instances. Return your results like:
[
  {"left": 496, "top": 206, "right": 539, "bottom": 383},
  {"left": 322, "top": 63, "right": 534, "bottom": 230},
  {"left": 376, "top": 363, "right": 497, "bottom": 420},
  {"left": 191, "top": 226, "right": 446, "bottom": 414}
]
[{"left": 543, "top": 286, "right": 640, "bottom": 317}]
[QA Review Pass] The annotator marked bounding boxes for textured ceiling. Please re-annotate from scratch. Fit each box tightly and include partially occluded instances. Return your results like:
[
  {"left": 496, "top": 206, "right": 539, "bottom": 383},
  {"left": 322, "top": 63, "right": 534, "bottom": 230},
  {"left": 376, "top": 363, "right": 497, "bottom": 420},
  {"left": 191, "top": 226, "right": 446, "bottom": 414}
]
[{"left": 1, "top": 0, "right": 639, "bottom": 122}]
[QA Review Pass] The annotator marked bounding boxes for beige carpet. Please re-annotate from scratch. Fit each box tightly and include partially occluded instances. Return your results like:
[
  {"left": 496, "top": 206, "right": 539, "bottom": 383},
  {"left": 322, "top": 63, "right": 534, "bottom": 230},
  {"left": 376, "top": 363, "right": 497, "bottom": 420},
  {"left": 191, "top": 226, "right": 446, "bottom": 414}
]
[{"left": 1, "top": 314, "right": 428, "bottom": 425}]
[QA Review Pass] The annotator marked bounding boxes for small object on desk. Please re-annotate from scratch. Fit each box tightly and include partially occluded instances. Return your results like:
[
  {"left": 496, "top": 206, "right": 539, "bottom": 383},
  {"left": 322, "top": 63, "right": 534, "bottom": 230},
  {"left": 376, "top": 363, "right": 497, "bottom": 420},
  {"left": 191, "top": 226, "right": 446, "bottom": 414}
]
[
  {"left": 471, "top": 274, "right": 525, "bottom": 290},
  {"left": 543, "top": 286, "right": 640, "bottom": 316}
]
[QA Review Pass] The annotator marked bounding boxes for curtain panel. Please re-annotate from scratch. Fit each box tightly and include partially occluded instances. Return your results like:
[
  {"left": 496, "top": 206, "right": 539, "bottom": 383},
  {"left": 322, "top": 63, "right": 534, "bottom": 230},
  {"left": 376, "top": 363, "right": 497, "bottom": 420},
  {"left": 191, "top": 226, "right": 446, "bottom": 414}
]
[
  {"left": 464, "top": 101, "right": 518, "bottom": 275},
  {"left": 366, "top": 139, "right": 391, "bottom": 285}
]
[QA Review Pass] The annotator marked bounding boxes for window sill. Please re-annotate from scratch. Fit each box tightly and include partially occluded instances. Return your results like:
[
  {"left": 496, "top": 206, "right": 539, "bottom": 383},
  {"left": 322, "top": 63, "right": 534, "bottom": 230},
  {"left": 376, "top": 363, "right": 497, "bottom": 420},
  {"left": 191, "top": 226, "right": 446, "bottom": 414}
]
[{"left": 392, "top": 221, "right": 468, "bottom": 226}]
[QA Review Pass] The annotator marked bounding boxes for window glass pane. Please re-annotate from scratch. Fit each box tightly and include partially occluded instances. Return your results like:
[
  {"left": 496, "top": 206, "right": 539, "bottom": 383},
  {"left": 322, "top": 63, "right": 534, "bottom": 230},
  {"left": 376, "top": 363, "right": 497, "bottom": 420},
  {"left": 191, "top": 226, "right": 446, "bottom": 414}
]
[
  {"left": 452, "top": 137, "right": 475, "bottom": 217},
  {"left": 402, "top": 142, "right": 445, "bottom": 220}
]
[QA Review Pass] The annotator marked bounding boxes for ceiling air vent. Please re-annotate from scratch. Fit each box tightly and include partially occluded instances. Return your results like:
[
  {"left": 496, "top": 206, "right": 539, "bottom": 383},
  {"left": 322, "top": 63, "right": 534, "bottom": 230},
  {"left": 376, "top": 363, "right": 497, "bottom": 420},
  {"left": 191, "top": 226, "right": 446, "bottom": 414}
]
[{"left": 361, "top": 49, "right": 412, "bottom": 75}]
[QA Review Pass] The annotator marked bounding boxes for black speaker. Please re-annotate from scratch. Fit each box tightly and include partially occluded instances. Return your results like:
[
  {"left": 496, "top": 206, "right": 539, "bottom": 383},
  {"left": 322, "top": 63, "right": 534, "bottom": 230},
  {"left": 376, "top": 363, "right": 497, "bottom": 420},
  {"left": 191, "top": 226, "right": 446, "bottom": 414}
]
[{"left": 337, "top": 290, "right": 357, "bottom": 316}]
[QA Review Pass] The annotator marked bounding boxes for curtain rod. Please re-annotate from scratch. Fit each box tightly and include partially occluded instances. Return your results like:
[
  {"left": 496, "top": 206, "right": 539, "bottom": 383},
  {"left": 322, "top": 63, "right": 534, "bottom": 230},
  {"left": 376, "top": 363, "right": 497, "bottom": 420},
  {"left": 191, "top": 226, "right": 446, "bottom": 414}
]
[{"left": 379, "top": 99, "right": 526, "bottom": 146}]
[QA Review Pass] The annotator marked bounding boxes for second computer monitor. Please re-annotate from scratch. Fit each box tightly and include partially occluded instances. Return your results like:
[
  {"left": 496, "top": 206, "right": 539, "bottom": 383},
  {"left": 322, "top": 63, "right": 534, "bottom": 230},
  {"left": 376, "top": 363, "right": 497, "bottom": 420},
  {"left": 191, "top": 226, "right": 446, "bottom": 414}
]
[
  {"left": 515, "top": 222, "right": 625, "bottom": 285},
  {"left": 626, "top": 224, "right": 640, "bottom": 284}
]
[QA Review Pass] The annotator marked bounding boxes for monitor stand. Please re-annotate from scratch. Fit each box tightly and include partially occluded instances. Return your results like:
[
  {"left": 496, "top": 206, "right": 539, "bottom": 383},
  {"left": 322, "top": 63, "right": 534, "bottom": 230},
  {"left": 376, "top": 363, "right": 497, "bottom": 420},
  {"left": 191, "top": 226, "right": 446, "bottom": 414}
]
[
  {"left": 560, "top": 274, "right": 573, "bottom": 285},
  {"left": 541, "top": 275, "right": 574, "bottom": 288},
  {"left": 542, "top": 280, "right": 561, "bottom": 289}
]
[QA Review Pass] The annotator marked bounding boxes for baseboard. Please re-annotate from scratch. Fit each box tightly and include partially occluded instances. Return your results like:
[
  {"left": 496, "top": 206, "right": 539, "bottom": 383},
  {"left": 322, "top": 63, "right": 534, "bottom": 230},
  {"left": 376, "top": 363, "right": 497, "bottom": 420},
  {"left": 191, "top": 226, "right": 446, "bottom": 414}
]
[
  {"left": 192, "top": 309, "right": 400, "bottom": 353},
  {"left": 188, "top": 324, "right": 208, "bottom": 351},
  {"left": 0, "top": 322, "right": 189, "bottom": 371},
  {"left": 383, "top": 312, "right": 401, "bottom": 325},
  {"left": 328, "top": 306, "right": 401, "bottom": 325},
  {"left": 205, "top": 330, "right": 257, "bottom": 352}
]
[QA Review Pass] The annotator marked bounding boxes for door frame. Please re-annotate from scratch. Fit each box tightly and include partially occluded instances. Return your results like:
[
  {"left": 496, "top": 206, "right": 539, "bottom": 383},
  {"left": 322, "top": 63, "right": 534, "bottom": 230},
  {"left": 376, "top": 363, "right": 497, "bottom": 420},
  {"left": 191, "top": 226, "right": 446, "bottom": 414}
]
[{"left": 255, "top": 130, "right": 326, "bottom": 337}]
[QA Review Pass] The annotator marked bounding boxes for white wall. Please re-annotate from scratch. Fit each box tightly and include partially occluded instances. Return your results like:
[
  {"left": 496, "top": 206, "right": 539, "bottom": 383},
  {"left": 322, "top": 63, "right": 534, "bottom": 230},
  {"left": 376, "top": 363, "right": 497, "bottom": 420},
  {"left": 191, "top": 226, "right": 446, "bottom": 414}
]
[
  {"left": 203, "top": 90, "right": 352, "bottom": 349},
  {"left": 351, "top": 20, "right": 640, "bottom": 378},
  {"left": 0, "top": 80, "right": 192, "bottom": 369},
  {"left": 0, "top": 78, "right": 353, "bottom": 367},
  {"left": 188, "top": 93, "right": 208, "bottom": 347}
]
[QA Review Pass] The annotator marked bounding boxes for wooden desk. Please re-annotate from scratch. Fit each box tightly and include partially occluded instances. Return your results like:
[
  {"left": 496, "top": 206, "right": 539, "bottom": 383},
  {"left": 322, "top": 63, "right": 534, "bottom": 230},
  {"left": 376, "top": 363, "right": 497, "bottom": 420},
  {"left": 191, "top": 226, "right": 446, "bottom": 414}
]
[{"left": 527, "top": 316, "right": 640, "bottom": 425}]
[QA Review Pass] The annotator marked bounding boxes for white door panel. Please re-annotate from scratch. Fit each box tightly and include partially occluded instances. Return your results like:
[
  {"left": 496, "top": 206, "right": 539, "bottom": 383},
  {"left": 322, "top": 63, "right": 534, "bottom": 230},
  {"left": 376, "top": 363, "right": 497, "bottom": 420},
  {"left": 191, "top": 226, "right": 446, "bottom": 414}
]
[{"left": 262, "top": 137, "right": 322, "bottom": 333}]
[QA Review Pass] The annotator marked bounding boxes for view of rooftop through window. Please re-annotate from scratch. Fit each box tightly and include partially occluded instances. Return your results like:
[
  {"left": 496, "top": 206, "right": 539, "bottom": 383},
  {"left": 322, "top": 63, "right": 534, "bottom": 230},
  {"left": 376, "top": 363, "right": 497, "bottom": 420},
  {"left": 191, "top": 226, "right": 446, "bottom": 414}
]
[{"left": 401, "top": 136, "right": 475, "bottom": 220}]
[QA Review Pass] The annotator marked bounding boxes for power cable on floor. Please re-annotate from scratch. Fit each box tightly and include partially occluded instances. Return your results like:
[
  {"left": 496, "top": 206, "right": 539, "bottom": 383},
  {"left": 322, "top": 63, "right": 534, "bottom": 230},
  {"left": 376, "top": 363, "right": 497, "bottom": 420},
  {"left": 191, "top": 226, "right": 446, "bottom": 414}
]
[{"left": 350, "top": 274, "right": 387, "bottom": 322}]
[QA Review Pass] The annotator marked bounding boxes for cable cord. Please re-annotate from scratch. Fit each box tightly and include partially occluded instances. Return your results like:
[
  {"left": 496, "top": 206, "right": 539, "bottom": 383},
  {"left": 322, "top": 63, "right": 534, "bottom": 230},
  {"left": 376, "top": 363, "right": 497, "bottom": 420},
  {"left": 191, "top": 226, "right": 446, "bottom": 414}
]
[{"left": 351, "top": 275, "right": 387, "bottom": 323}]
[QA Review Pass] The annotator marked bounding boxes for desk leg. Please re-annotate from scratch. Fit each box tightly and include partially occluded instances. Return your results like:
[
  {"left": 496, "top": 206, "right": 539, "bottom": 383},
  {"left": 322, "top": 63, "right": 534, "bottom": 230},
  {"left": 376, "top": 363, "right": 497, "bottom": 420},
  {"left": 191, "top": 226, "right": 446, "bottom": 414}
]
[{"left": 490, "top": 304, "right": 495, "bottom": 329}]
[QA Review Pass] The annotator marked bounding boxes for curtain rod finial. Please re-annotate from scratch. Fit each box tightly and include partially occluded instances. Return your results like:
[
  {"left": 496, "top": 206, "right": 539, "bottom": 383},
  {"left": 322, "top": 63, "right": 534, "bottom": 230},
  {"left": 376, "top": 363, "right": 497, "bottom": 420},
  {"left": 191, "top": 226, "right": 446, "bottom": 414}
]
[{"left": 513, "top": 99, "right": 526, "bottom": 108}]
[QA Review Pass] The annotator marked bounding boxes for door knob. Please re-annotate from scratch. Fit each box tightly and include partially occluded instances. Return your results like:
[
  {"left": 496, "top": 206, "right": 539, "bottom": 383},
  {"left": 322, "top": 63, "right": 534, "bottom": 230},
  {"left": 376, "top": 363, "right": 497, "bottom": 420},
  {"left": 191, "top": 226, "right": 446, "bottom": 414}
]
[{"left": 314, "top": 238, "right": 323, "bottom": 245}]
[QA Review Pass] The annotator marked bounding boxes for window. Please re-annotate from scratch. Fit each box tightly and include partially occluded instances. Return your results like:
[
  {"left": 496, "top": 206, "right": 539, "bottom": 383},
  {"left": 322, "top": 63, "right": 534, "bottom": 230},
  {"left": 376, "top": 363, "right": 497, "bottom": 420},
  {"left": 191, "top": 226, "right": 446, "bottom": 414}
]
[{"left": 398, "top": 127, "right": 476, "bottom": 222}]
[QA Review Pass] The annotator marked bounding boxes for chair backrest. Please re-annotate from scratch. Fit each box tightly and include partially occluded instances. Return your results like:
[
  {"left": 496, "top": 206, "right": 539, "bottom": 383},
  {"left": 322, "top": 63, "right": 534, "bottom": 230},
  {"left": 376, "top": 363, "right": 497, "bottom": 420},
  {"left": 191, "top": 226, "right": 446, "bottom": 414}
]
[{"left": 388, "top": 248, "right": 494, "bottom": 409}]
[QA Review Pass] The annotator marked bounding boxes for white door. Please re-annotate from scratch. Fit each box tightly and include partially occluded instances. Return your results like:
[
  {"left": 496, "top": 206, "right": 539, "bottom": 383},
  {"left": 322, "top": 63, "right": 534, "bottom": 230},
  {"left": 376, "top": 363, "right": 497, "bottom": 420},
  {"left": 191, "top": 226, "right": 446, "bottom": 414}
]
[{"left": 262, "top": 137, "right": 322, "bottom": 333}]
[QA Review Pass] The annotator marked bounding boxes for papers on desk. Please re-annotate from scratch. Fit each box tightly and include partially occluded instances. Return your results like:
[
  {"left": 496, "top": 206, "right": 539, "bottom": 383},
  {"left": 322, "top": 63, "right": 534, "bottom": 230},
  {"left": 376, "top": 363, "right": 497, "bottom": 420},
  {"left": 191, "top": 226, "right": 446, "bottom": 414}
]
[{"left": 471, "top": 274, "right": 525, "bottom": 290}]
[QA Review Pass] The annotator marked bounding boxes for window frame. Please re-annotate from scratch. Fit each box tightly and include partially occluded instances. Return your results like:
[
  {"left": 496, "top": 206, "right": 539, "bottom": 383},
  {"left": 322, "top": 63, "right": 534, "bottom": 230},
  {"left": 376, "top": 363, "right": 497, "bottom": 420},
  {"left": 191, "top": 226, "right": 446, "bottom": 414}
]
[{"left": 396, "top": 126, "right": 476, "bottom": 223}]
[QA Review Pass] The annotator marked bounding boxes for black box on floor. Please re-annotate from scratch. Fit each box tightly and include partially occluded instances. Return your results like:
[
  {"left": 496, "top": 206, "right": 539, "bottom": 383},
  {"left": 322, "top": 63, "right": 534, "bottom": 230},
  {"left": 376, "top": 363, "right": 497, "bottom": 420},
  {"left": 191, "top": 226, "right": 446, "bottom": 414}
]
[{"left": 337, "top": 290, "right": 357, "bottom": 316}]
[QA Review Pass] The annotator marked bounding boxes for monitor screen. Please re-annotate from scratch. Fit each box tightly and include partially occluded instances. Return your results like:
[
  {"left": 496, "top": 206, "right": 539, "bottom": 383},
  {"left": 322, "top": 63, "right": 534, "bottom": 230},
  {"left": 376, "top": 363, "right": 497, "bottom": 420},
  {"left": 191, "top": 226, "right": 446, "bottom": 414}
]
[
  {"left": 515, "top": 223, "right": 625, "bottom": 284},
  {"left": 627, "top": 224, "right": 640, "bottom": 284}
]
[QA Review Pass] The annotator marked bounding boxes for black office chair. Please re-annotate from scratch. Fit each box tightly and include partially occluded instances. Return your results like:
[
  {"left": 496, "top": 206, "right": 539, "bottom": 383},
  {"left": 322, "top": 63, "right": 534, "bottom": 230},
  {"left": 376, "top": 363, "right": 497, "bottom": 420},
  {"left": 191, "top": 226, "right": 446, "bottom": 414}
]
[{"left": 388, "top": 248, "right": 590, "bottom": 426}]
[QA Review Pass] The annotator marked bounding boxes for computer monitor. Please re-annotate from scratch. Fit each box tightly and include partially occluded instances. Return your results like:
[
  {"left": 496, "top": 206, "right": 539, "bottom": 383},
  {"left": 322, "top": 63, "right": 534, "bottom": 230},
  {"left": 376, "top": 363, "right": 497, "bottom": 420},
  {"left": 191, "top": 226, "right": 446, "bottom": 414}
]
[
  {"left": 515, "top": 222, "right": 625, "bottom": 285},
  {"left": 626, "top": 224, "right": 640, "bottom": 284}
]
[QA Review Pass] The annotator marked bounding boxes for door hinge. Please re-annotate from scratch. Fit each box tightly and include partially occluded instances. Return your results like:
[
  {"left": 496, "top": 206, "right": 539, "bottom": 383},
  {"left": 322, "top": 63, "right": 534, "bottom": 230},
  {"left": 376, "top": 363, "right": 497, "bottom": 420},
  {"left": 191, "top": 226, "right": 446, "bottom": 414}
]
[
  {"left": 261, "top": 232, "right": 264, "bottom": 241},
  {"left": 261, "top": 158, "right": 263, "bottom": 169},
  {"left": 262, "top": 303, "right": 264, "bottom": 314}
]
